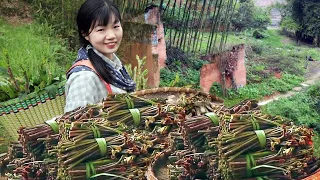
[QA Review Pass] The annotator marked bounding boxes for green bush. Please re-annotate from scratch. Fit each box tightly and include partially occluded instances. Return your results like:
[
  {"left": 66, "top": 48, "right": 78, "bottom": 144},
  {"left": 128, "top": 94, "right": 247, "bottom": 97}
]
[
  {"left": 160, "top": 68, "right": 176, "bottom": 87},
  {"left": 159, "top": 67, "right": 201, "bottom": 89},
  {"left": 249, "top": 42, "right": 265, "bottom": 55},
  {"left": 161, "top": 55, "right": 208, "bottom": 89},
  {"left": 307, "top": 83, "right": 320, "bottom": 114},
  {"left": 262, "top": 83, "right": 320, "bottom": 133},
  {"left": 211, "top": 73, "right": 304, "bottom": 107},
  {"left": 0, "top": 19, "right": 74, "bottom": 102},
  {"left": 231, "top": 0, "right": 271, "bottom": 31},
  {"left": 252, "top": 7, "right": 271, "bottom": 29},
  {"left": 252, "top": 29, "right": 269, "bottom": 39},
  {"left": 29, "top": 0, "right": 84, "bottom": 49}
]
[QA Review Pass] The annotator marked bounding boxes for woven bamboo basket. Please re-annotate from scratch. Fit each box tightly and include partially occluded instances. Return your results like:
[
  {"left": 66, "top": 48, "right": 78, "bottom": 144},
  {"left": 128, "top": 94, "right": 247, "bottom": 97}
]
[
  {"left": 0, "top": 87, "right": 220, "bottom": 140},
  {"left": 146, "top": 157, "right": 320, "bottom": 180},
  {"left": 0, "top": 87, "right": 65, "bottom": 140},
  {"left": 133, "top": 88, "right": 320, "bottom": 180},
  {"left": 1, "top": 87, "right": 319, "bottom": 179}
]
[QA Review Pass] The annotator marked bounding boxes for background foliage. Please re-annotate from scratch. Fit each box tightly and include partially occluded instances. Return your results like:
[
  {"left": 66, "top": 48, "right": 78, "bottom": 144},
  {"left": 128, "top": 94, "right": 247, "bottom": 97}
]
[
  {"left": 0, "top": 19, "right": 74, "bottom": 102},
  {"left": 231, "top": 0, "right": 271, "bottom": 31},
  {"left": 280, "top": 0, "right": 320, "bottom": 46}
]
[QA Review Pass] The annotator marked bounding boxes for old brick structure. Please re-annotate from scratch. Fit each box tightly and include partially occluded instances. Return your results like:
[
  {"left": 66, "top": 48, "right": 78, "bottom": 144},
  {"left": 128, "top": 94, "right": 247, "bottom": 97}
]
[
  {"left": 200, "top": 44, "right": 247, "bottom": 93},
  {"left": 118, "top": 6, "right": 166, "bottom": 88}
]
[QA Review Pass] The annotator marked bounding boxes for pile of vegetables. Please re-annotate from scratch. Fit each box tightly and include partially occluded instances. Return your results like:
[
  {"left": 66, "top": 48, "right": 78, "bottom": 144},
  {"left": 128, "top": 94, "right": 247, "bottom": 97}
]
[{"left": 1, "top": 89, "right": 319, "bottom": 179}]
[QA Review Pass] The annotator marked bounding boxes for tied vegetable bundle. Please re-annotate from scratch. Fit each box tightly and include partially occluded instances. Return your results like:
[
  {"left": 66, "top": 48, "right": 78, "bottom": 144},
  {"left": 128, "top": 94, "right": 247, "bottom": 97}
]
[
  {"left": 58, "top": 98, "right": 160, "bottom": 142},
  {"left": 220, "top": 113, "right": 290, "bottom": 134},
  {"left": 57, "top": 131, "right": 170, "bottom": 179},
  {"left": 60, "top": 94, "right": 155, "bottom": 123},
  {"left": 18, "top": 118, "right": 59, "bottom": 159},
  {"left": 64, "top": 156, "right": 151, "bottom": 180},
  {"left": 168, "top": 150, "right": 208, "bottom": 180},
  {"left": 181, "top": 113, "right": 220, "bottom": 151},
  {"left": 218, "top": 125, "right": 313, "bottom": 162},
  {"left": 227, "top": 149, "right": 320, "bottom": 180},
  {"left": 217, "top": 125, "right": 318, "bottom": 180}
]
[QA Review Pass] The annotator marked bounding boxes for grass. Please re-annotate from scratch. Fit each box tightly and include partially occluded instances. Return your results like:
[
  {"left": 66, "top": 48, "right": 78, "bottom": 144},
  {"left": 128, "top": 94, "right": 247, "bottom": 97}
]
[
  {"left": 0, "top": 18, "right": 74, "bottom": 152},
  {"left": 211, "top": 28, "right": 320, "bottom": 106},
  {"left": 313, "top": 134, "right": 320, "bottom": 157},
  {"left": 0, "top": 18, "right": 75, "bottom": 102},
  {"left": 210, "top": 73, "right": 304, "bottom": 107},
  {"left": 261, "top": 83, "right": 320, "bottom": 157}
]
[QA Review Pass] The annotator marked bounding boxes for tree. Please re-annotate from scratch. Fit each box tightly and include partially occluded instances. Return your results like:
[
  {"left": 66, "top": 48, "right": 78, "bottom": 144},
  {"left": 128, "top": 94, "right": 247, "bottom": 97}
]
[
  {"left": 302, "top": 2, "right": 320, "bottom": 46},
  {"left": 231, "top": 0, "right": 255, "bottom": 31},
  {"left": 282, "top": 0, "right": 320, "bottom": 46},
  {"left": 231, "top": 0, "right": 271, "bottom": 31}
]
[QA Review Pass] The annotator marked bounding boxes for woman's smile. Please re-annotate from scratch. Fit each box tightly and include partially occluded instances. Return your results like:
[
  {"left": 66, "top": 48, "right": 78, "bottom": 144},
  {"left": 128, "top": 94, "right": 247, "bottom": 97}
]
[{"left": 105, "top": 42, "right": 116, "bottom": 49}]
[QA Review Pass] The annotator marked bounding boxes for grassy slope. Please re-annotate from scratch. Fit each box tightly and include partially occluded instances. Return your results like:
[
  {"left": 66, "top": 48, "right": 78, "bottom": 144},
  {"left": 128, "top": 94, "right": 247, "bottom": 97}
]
[
  {"left": 164, "top": 28, "right": 320, "bottom": 157},
  {"left": 262, "top": 82, "right": 320, "bottom": 157},
  {"left": 211, "top": 29, "right": 320, "bottom": 106},
  {"left": 164, "top": 28, "right": 320, "bottom": 107},
  {"left": 0, "top": 18, "right": 74, "bottom": 153}
]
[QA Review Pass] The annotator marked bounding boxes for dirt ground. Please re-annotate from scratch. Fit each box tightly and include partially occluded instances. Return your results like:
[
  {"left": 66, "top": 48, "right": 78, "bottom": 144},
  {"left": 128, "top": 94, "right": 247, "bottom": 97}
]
[
  {"left": 255, "top": 0, "right": 285, "bottom": 7},
  {"left": 258, "top": 60, "right": 320, "bottom": 106},
  {"left": 0, "top": 0, "right": 33, "bottom": 25}
]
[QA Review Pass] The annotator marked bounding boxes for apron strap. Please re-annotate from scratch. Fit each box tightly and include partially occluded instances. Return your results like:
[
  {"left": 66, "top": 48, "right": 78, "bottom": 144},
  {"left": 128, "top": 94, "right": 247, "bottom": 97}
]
[{"left": 67, "top": 60, "right": 112, "bottom": 94}]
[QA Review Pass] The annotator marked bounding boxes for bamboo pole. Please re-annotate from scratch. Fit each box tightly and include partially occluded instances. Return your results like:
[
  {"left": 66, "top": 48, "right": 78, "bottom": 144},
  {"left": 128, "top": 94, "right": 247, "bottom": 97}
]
[
  {"left": 177, "top": 0, "right": 190, "bottom": 49},
  {"left": 211, "top": 0, "right": 225, "bottom": 54},
  {"left": 198, "top": 0, "right": 213, "bottom": 53},
  {"left": 181, "top": 0, "right": 193, "bottom": 51},
  {"left": 206, "top": 0, "right": 221, "bottom": 54},
  {"left": 193, "top": 0, "right": 206, "bottom": 53},
  {"left": 219, "top": 0, "right": 236, "bottom": 51},
  {"left": 172, "top": 0, "right": 183, "bottom": 47},
  {"left": 222, "top": 0, "right": 238, "bottom": 48},
  {"left": 186, "top": 0, "right": 199, "bottom": 54}
]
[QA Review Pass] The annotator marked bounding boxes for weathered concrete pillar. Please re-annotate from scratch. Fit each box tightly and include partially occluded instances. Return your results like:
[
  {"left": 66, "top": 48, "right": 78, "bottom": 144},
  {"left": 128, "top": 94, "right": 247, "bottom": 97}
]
[
  {"left": 200, "top": 44, "right": 247, "bottom": 93},
  {"left": 144, "top": 7, "right": 167, "bottom": 69},
  {"left": 117, "top": 6, "right": 166, "bottom": 88}
]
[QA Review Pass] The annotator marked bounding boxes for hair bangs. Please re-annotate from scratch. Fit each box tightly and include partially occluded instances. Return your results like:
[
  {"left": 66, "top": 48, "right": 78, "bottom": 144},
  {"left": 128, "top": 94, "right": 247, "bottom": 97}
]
[{"left": 91, "top": 5, "right": 121, "bottom": 28}]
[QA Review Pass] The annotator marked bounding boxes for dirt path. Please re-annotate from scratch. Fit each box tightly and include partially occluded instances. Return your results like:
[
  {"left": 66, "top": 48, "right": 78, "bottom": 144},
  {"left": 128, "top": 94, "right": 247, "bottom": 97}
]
[
  {"left": 258, "top": 60, "right": 320, "bottom": 106},
  {"left": 255, "top": 0, "right": 285, "bottom": 7}
]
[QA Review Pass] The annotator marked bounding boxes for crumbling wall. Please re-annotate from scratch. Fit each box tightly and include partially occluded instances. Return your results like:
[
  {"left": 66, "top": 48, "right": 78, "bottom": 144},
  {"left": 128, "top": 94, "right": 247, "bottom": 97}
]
[
  {"left": 117, "top": 7, "right": 166, "bottom": 88},
  {"left": 200, "top": 44, "right": 246, "bottom": 93}
]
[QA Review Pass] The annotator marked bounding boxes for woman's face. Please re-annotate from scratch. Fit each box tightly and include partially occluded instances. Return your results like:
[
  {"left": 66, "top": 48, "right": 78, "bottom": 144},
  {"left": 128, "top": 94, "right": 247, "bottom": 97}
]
[{"left": 85, "top": 15, "right": 123, "bottom": 59}]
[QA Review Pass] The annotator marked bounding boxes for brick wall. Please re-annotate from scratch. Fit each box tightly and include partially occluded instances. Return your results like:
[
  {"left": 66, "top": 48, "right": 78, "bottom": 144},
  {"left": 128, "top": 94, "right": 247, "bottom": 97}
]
[
  {"left": 118, "top": 7, "right": 166, "bottom": 88},
  {"left": 200, "top": 44, "right": 246, "bottom": 93}
]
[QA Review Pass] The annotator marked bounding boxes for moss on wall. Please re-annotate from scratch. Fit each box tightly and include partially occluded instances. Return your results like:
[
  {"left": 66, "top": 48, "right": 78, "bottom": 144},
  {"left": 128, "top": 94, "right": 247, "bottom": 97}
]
[
  {"left": 118, "top": 21, "right": 156, "bottom": 61},
  {"left": 123, "top": 21, "right": 155, "bottom": 43}
]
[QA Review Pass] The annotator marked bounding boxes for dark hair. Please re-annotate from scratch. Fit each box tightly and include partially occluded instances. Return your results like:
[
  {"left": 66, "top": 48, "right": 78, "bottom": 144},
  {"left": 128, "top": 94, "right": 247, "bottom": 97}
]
[
  {"left": 76, "top": 0, "right": 123, "bottom": 86},
  {"left": 77, "top": 0, "right": 121, "bottom": 46}
]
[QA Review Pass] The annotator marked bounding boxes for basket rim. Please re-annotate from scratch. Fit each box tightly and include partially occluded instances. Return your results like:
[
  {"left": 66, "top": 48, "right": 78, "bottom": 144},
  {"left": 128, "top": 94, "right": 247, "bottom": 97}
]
[{"left": 0, "top": 85, "right": 65, "bottom": 116}]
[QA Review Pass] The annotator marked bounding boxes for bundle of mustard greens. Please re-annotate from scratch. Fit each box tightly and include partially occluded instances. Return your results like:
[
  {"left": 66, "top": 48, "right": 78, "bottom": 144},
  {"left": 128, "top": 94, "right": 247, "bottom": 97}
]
[
  {"left": 3, "top": 89, "right": 319, "bottom": 180},
  {"left": 56, "top": 94, "right": 177, "bottom": 179},
  {"left": 17, "top": 117, "right": 59, "bottom": 160}
]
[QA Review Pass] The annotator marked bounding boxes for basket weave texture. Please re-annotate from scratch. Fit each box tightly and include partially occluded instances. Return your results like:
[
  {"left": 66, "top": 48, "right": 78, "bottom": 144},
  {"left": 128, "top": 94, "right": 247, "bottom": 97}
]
[
  {"left": 0, "top": 87, "right": 65, "bottom": 139},
  {"left": 302, "top": 169, "right": 320, "bottom": 180}
]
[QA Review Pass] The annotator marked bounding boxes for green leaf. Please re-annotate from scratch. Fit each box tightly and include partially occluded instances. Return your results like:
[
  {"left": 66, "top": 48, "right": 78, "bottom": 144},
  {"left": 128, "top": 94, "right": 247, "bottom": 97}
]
[
  {"left": 251, "top": 165, "right": 287, "bottom": 172},
  {"left": 90, "top": 173, "right": 127, "bottom": 179}
]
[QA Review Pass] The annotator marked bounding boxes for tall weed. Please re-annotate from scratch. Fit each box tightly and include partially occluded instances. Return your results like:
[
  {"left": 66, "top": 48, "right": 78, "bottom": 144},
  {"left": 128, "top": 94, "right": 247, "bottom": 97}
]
[
  {"left": 262, "top": 83, "right": 320, "bottom": 132},
  {"left": 211, "top": 74, "right": 304, "bottom": 107},
  {"left": 0, "top": 19, "right": 74, "bottom": 102}
]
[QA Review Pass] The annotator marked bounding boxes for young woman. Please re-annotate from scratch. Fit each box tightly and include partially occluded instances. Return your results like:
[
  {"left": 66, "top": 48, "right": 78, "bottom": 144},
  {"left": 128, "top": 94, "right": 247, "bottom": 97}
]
[{"left": 64, "top": 0, "right": 136, "bottom": 113}]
